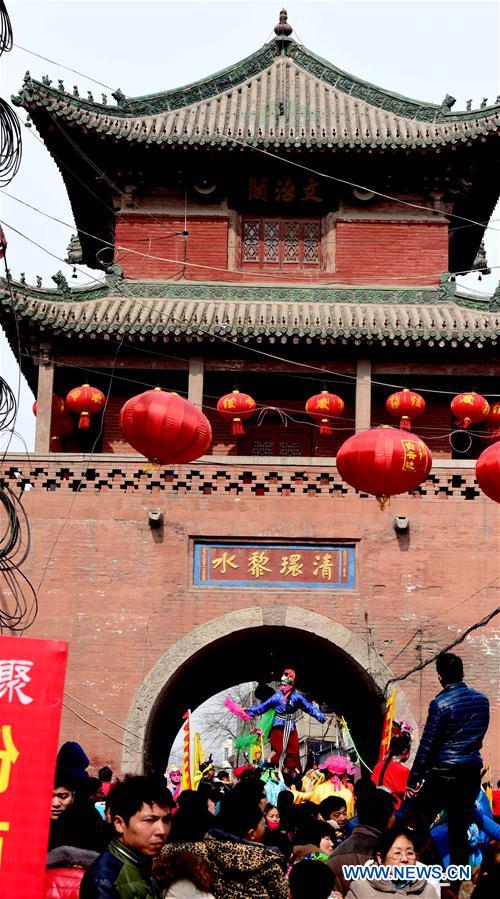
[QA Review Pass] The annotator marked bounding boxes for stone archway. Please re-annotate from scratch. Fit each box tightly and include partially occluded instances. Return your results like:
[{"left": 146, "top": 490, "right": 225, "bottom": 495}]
[{"left": 121, "top": 606, "right": 417, "bottom": 774}]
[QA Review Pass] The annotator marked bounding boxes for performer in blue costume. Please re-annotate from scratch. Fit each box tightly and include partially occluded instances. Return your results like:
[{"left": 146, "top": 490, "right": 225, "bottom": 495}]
[{"left": 245, "top": 668, "right": 326, "bottom": 773}]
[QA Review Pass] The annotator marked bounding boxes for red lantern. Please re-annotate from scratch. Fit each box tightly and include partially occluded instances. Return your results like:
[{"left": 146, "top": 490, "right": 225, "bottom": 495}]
[
  {"left": 450, "top": 392, "right": 489, "bottom": 429},
  {"left": 475, "top": 442, "right": 500, "bottom": 503},
  {"left": 385, "top": 388, "right": 425, "bottom": 431},
  {"left": 305, "top": 390, "right": 345, "bottom": 435},
  {"left": 336, "top": 425, "right": 432, "bottom": 509},
  {"left": 32, "top": 395, "right": 66, "bottom": 421},
  {"left": 484, "top": 401, "right": 500, "bottom": 441},
  {"left": 66, "top": 384, "right": 106, "bottom": 429},
  {"left": 216, "top": 390, "right": 256, "bottom": 436},
  {"left": 120, "top": 389, "right": 212, "bottom": 464}
]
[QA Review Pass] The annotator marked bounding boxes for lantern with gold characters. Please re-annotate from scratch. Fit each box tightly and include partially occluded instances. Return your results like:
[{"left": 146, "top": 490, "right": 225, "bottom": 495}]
[
  {"left": 120, "top": 388, "right": 212, "bottom": 465},
  {"left": 66, "top": 384, "right": 106, "bottom": 429},
  {"left": 450, "top": 392, "right": 490, "bottom": 429},
  {"left": 385, "top": 388, "right": 425, "bottom": 431},
  {"left": 336, "top": 425, "right": 432, "bottom": 509},
  {"left": 305, "top": 390, "right": 345, "bottom": 435},
  {"left": 216, "top": 389, "right": 256, "bottom": 436}
]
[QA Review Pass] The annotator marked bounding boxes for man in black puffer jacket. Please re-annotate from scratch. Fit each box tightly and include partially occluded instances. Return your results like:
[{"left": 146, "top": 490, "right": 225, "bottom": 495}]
[{"left": 405, "top": 652, "right": 490, "bottom": 874}]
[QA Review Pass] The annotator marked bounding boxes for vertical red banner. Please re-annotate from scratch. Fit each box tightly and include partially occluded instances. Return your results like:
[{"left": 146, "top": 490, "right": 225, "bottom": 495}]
[{"left": 0, "top": 635, "right": 68, "bottom": 898}]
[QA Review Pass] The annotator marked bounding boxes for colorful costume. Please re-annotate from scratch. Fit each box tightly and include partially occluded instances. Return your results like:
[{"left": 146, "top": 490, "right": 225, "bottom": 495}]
[
  {"left": 294, "top": 755, "right": 355, "bottom": 816},
  {"left": 245, "top": 669, "right": 326, "bottom": 771}
]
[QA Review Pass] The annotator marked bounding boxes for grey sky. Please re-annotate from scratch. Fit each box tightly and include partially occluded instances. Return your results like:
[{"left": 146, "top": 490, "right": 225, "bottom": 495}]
[{"left": 1, "top": 0, "right": 499, "bottom": 450}]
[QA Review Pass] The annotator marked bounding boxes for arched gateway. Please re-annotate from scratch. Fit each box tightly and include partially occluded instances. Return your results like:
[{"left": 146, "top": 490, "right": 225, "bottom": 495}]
[{"left": 122, "top": 607, "right": 417, "bottom": 775}]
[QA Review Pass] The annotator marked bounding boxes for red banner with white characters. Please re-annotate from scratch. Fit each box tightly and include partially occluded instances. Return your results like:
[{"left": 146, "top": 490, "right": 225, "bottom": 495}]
[{"left": 0, "top": 636, "right": 67, "bottom": 898}]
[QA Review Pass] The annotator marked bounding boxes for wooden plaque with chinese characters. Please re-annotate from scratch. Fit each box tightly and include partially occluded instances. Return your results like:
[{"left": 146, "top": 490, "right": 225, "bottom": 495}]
[{"left": 193, "top": 542, "right": 355, "bottom": 588}]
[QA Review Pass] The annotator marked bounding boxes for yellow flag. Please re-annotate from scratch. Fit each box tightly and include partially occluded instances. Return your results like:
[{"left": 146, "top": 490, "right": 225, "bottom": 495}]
[{"left": 378, "top": 689, "right": 396, "bottom": 763}]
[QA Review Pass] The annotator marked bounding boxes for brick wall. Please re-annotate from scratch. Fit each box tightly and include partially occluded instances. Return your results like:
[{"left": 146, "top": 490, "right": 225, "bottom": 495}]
[
  {"left": 5, "top": 457, "right": 498, "bottom": 777},
  {"left": 115, "top": 215, "right": 229, "bottom": 280},
  {"left": 335, "top": 220, "right": 448, "bottom": 284},
  {"left": 114, "top": 215, "right": 448, "bottom": 284}
]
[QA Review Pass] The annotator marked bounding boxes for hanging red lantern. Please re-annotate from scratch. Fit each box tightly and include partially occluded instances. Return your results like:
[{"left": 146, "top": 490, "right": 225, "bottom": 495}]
[
  {"left": 475, "top": 442, "right": 500, "bottom": 503},
  {"left": 66, "top": 384, "right": 106, "bottom": 429},
  {"left": 385, "top": 388, "right": 425, "bottom": 431},
  {"left": 32, "top": 395, "right": 66, "bottom": 421},
  {"left": 216, "top": 389, "right": 256, "bottom": 436},
  {"left": 305, "top": 390, "right": 345, "bottom": 435},
  {"left": 120, "top": 388, "right": 212, "bottom": 464},
  {"left": 336, "top": 425, "right": 432, "bottom": 509},
  {"left": 450, "top": 392, "right": 489, "bottom": 429},
  {"left": 484, "top": 401, "right": 500, "bottom": 441}
]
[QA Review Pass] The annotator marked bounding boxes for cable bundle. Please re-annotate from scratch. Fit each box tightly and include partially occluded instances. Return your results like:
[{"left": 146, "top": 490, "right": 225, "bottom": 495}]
[
  {"left": 0, "top": 1, "right": 13, "bottom": 56},
  {"left": 0, "top": 375, "right": 17, "bottom": 431},
  {"left": 0, "top": 99, "right": 22, "bottom": 187},
  {"left": 0, "top": 483, "right": 37, "bottom": 632}
]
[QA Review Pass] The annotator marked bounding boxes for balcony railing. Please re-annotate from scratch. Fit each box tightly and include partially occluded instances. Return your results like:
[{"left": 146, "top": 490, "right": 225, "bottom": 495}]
[{"left": 0, "top": 454, "right": 481, "bottom": 500}]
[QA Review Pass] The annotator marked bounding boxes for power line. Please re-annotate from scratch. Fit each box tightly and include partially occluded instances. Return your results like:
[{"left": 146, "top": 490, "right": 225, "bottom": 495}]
[
  {"left": 14, "top": 43, "right": 114, "bottom": 90},
  {"left": 64, "top": 691, "right": 141, "bottom": 739},
  {"left": 385, "top": 606, "right": 500, "bottom": 693}
]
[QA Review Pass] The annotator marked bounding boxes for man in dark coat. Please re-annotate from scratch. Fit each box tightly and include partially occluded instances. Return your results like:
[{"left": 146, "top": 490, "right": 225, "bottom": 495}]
[{"left": 405, "top": 652, "right": 490, "bottom": 872}]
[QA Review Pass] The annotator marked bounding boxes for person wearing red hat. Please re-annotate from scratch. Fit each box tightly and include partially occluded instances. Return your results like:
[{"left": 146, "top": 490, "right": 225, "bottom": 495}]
[{"left": 244, "top": 669, "right": 326, "bottom": 775}]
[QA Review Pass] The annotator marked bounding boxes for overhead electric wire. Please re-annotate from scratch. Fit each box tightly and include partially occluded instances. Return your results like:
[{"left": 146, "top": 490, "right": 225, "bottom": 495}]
[
  {"left": 13, "top": 42, "right": 114, "bottom": 89},
  {"left": 385, "top": 606, "right": 500, "bottom": 693}
]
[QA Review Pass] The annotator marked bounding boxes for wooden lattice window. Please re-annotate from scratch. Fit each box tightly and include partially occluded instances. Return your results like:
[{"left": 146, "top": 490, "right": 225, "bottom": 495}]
[{"left": 242, "top": 219, "right": 321, "bottom": 268}]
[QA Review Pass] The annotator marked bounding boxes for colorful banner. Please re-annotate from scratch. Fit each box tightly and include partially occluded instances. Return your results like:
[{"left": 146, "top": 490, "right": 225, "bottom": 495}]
[
  {"left": 181, "top": 710, "right": 192, "bottom": 791},
  {"left": 0, "top": 635, "right": 68, "bottom": 898},
  {"left": 194, "top": 543, "right": 355, "bottom": 588},
  {"left": 378, "top": 689, "right": 396, "bottom": 764}
]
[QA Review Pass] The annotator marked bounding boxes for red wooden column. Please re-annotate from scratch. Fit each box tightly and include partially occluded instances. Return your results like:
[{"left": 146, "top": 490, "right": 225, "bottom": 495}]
[
  {"left": 34, "top": 344, "right": 54, "bottom": 453},
  {"left": 355, "top": 359, "right": 371, "bottom": 433}
]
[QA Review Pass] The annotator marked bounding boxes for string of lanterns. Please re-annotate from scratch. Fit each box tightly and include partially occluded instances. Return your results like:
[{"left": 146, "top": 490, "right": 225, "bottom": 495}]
[{"left": 33, "top": 384, "right": 500, "bottom": 505}]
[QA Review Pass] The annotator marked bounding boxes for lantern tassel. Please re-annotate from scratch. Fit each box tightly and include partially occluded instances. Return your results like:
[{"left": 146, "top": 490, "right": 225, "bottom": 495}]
[
  {"left": 462, "top": 417, "right": 472, "bottom": 429},
  {"left": 319, "top": 419, "right": 333, "bottom": 436},
  {"left": 399, "top": 416, "right": 411, "bottom": 431},
  {"left": 377, "top": 494, "right": 391, "bottom": 511},
  {"left": 232, "top": 418, "right": 245, "bottom": 436},
  {"left": 78, "top": 412, "right": 91, "bottom": 430}
]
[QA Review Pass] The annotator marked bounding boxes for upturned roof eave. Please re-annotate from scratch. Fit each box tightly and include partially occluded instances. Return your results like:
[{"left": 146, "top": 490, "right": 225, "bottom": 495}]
[
  {"left": 13, "top": 36, "right": 500, "bottom": 128},
  {"left": 1, "top": 279, "right": 498, "bottom": 355}
]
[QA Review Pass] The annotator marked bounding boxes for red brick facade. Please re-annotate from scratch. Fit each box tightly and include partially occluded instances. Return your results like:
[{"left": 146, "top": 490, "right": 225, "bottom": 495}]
[
  {"left": 7, "top": 458, "right": 498, "bottom": 776},
  {"left": 115, "top": 214, "right": 448, "bottom": 285}
]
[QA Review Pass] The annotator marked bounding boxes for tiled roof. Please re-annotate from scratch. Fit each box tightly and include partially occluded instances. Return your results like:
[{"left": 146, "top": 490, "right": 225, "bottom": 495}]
[
  {"left": 1, "top": 279, "right": 498, "bottom": 346},
  {"left": 14, "top": 40, "right": 500, "bottom": 149}
]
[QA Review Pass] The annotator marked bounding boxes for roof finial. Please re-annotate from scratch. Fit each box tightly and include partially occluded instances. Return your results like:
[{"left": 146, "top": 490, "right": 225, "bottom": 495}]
[{"left": 274, "top": 8, "right": 293, "bottom": 39}]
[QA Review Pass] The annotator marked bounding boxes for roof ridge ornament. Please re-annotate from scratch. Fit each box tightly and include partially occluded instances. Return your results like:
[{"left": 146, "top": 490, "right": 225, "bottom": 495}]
[{"left": 274, "top": 8, "right": 293, "bottom": 43}]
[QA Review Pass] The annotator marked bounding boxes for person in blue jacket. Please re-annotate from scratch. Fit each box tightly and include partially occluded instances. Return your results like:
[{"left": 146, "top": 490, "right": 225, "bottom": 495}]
[{"left": 245, "top": 668, "right": 326, "bottom": 774}]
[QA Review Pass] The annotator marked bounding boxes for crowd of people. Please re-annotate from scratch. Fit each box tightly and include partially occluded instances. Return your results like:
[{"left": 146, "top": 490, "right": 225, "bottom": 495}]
[{"left": 42, "top": 653, "right": 499, "bottom": 899}]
